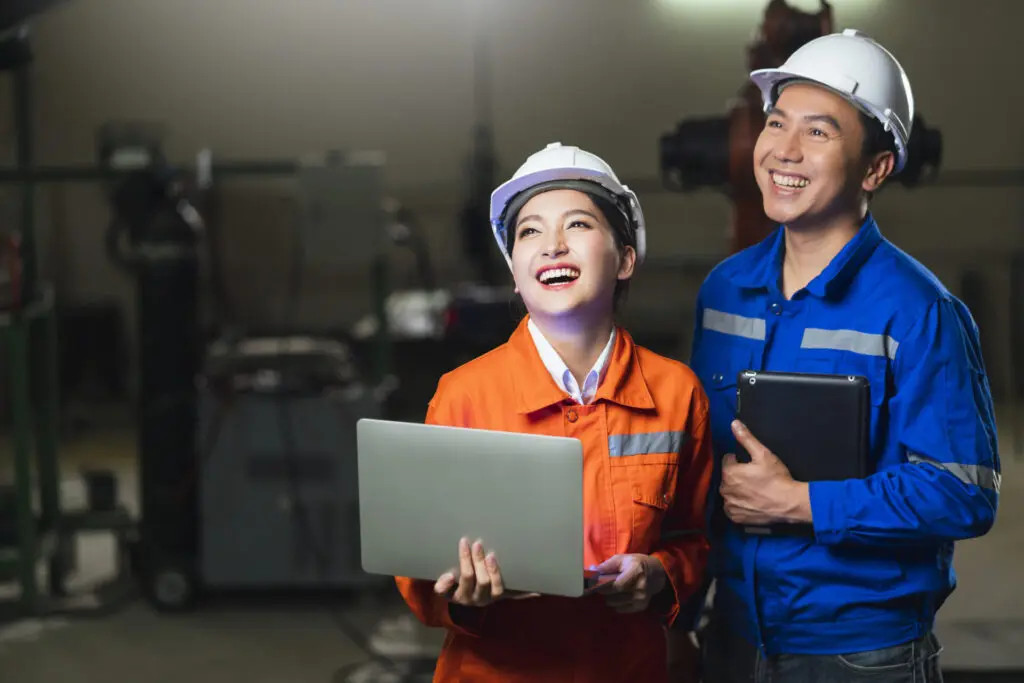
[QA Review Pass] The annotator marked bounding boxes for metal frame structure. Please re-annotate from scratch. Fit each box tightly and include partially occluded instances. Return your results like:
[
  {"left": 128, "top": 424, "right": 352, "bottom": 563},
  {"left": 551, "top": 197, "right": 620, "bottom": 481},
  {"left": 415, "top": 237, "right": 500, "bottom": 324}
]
[{"left": 0, "top": 26, "right": 402, "bottom": 617}]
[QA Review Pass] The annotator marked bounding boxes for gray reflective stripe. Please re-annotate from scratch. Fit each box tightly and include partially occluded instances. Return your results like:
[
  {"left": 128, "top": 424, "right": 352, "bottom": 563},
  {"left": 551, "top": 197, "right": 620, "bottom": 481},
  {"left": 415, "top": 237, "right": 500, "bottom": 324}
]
[
  {"left": 801, "top": 327, "right": 899, "bottom": 360},
  {"left": 908, "top": 453, "right": 1001, "bottom": 493},
  {"left": 608, "top": 430, "right": 688, "bottom": 457},
  {"left": 703, "top": 308, "right": 766, "bottom": 341}
]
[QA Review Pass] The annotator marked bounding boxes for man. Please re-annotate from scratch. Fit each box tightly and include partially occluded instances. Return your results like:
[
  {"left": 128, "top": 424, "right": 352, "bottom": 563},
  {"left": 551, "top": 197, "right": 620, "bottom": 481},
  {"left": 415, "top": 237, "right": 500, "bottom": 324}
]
[{"left": 688, "top": 29, "right": 1000, "bottom": 682}]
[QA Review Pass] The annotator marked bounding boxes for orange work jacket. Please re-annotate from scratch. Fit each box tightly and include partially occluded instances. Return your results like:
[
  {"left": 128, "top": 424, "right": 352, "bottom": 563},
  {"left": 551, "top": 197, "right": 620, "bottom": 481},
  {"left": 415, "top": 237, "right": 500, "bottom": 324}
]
[{"left": 396, "top": 316, "right": 714, "bottom": 683}]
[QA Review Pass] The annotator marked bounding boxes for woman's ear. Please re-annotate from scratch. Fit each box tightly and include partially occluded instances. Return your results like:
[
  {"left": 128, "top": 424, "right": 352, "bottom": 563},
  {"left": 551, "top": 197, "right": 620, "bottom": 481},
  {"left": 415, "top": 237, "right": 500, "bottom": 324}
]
[{"left": 617, "top": 246, "right": 636, "bottom": 281}]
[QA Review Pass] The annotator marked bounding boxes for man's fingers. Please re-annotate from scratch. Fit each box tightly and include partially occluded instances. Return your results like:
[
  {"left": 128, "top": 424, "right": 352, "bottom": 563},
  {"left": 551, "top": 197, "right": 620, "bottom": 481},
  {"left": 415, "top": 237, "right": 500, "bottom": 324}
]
[{"left": 731, "top": 420, "right": 770, "bottom": 461}]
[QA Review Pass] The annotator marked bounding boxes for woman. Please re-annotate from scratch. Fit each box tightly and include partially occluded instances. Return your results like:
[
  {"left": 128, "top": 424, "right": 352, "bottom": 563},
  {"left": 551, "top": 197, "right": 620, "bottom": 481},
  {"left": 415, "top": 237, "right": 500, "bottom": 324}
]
[{"left": 395, "top": 142, "right": 713, "bottom": 683}]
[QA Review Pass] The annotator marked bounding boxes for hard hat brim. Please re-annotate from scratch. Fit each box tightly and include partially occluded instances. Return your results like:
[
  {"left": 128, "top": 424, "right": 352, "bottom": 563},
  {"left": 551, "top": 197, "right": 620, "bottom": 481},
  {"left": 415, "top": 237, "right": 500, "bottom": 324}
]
[
  {"left": 749, "top": 67, "right": 908, "bottom": 173},
  {"left": 490, "top": 166, "right": 625, "bottom": 226}
]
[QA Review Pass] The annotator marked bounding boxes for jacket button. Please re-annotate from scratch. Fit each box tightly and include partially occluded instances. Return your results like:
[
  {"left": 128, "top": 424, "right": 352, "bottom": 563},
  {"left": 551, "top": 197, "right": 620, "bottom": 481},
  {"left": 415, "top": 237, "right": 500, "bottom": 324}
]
[
  {"left": 770, "top": 302, "right": 782, "bottom": 315},
  {"left": 567, "top": 409, "right": 579, "bottom": 423},
  {"left": 662, "top": 493, "right": 670, "bottom": 506}
]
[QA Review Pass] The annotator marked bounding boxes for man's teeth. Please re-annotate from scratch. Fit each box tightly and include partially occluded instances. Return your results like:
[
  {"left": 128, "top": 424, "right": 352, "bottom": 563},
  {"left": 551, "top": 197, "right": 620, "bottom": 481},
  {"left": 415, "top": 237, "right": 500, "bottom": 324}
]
[
  {"left": 772, "top": 172, "right": 809, "bottom": 188},
  {"left": 539, "top": 267, "right": 580, "bottom": 283}
]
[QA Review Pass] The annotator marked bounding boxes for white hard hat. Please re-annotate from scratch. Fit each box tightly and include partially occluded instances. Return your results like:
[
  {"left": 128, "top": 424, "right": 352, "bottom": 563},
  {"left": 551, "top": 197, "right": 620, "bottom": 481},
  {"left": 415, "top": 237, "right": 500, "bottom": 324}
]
[
  {"left": 750, "top": 29, "right": 914, "bottom": 173},
  {"left": 489, "top": 142, "right": 647, "bottom": 269}
]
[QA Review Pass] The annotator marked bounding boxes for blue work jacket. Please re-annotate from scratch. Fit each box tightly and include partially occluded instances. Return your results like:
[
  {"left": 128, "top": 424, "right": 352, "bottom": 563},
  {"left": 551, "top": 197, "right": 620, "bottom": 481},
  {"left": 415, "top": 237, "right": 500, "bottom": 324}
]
[{"left": 689, "top": 214, "right": 1000, "bottom": 655}]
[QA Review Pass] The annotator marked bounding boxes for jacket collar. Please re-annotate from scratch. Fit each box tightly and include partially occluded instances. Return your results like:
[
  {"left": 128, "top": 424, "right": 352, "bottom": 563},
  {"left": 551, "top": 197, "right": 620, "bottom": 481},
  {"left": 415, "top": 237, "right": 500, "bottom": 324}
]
[
  {"left": 730, "top": 213, "right": 883, "bottom": 299},
  {"left": 506, "top": 316, "right": 655, "bottom": 414}
]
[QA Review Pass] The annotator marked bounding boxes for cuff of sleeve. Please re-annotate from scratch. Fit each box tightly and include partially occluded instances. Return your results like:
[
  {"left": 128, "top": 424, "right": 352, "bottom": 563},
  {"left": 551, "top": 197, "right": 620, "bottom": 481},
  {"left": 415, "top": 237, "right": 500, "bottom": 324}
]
[
  {"left": 444, "top": 602, "right": 487, "bottom": 637},
  {"left": 809, "top": 480, "right": 847, "bottom": 545},
  {"left": 650, "top": 551, "right": 683, "bottom": 628}
]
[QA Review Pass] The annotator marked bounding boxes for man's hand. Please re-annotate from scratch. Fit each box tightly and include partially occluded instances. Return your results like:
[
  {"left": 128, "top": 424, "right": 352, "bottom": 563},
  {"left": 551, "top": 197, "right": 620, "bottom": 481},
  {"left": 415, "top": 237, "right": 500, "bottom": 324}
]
[
  {"left": 720, "top": 420, "right": 812, "bottom": 525},
  {"left": 591, "top": 554, "right": 667, "bottom": 613}
]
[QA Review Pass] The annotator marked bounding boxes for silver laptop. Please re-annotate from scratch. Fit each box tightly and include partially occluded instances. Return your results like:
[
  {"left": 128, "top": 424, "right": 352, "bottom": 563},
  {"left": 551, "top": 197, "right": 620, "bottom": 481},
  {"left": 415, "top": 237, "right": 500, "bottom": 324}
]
[{"left": 357, "top": 418, "right": 608, "bottom": 598}]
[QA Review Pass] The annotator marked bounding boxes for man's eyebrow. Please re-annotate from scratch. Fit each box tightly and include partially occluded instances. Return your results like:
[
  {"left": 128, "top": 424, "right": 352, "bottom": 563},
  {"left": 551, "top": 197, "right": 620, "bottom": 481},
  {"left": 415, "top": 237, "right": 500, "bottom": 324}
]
[
  {"left": 769, "top": 107, "right": 842, "bottom": 131},
  {"left": 804, "top": 113, "right": 842, "bottom": 130}
]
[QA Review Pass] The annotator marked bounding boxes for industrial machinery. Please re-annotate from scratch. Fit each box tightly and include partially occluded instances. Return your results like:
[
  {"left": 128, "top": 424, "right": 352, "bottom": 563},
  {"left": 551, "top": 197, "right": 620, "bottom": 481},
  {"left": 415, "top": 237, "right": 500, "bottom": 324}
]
[
  {"left": 0, "top": 15, "right": 465, "bottom": 611},
  {"left": 658, "top": 0, "right": 944, "bottom": 254},
  {"left": 100, "top": 125, "right": 207, "bottom": 609},
  {"left": 0, "top": 2, "right": 136, "bottom": 621},
  {"left": 97, "top": 125, "right": 403, "bottom": 609}
]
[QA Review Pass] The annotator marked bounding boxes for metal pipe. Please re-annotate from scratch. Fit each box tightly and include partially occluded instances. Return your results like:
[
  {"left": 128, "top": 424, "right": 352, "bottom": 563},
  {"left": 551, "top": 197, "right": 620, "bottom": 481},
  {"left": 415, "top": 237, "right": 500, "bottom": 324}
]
[
  {"left": 0, "top": 159, "right": 302, "bottom": 183},
  {"left": 13, "top": 59, "right": 35, "bottom": 304}
]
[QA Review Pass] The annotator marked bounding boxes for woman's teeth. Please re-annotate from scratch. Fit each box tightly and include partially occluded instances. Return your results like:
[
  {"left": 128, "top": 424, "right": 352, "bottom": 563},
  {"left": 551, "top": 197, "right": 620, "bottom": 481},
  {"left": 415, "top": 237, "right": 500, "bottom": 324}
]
[{"left": 539, "top": 267, "right": 580, "bottom": 284}]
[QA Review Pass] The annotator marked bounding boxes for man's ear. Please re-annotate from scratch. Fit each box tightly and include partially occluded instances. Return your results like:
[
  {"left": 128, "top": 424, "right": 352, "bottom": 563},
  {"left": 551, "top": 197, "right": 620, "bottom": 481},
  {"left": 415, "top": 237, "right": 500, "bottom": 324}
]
[{"left": 862, "top": 151, "right": 896, "bottom": 193}]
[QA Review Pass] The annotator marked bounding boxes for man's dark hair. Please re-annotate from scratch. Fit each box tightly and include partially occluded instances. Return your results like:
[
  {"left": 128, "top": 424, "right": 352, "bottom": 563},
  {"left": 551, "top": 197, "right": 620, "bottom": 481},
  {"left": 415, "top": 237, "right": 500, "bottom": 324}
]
[
  {"left": 860, "top": 113, "right": 899, "bottom": 158},
  {"left": 860, "top": 113, "right": 899, "bottom": 199}
]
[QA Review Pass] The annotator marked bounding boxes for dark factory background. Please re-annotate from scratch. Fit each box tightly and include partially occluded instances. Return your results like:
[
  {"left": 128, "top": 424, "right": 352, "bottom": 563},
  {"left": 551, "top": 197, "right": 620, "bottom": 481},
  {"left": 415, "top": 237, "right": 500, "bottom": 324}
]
[{"left": 0, "top": 0, "right": 1020, "bottom": 681}]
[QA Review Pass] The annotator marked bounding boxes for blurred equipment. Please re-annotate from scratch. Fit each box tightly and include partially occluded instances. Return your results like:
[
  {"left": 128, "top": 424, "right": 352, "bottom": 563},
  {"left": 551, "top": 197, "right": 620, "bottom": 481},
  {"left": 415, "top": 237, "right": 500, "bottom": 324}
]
[
  {"left": 100, "top": 128, "right": 398, "bottom": 608},
  {"left": 198, "top": 337, "right": 386, "bottom": 592},
  {"left": 657, "top": 0, "right": 943, "bottom": 253},
  {"left": 0, "top": 16, "right": 135, "bottom": 620},
  {"left": 1012, "top": 255, "right": 1024, "bottom": 460},
  {"left": 101, "top": 124, "right": 207, "bottom": 609},
  {"left": 0, "top": 230, "right": 24, "bottom": 311},
  {"left": 0, "top": 0, "right": 66, "bottom": 34},
  {"left": 459, "top": 6, "right": 501, "bottom": 285}
]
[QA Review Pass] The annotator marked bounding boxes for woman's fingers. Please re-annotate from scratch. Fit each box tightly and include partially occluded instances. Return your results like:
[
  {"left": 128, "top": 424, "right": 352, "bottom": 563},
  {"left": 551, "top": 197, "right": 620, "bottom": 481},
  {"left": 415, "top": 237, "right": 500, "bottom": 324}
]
[
  {"left": 454, "top": 537, "right": 477, "bottom": 603},
  {"left": 433, "top": 571, "right": 456, "bottom": 596},
  {"left": 485, "top": 552, "right": 505, "bottom": 599},
  {"left": 471, "top": 541, "right": 491, "bottom": 603}
]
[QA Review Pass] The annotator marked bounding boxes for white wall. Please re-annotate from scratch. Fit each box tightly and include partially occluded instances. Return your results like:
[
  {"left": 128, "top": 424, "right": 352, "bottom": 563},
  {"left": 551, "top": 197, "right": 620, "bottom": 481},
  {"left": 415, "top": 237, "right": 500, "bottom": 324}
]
[{"left": 1, "top": 0, "right": 1021, "bottom": 391}]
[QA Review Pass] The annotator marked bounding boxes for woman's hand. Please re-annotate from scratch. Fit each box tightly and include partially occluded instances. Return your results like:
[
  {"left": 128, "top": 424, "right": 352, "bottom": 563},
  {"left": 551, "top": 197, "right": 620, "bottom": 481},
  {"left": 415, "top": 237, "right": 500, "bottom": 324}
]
[
  {"left": 433, "top": 537, "right": 538, "bottom": 606},
  {"left": 591, "top": 553, "right": 667, "bottom": 613}
]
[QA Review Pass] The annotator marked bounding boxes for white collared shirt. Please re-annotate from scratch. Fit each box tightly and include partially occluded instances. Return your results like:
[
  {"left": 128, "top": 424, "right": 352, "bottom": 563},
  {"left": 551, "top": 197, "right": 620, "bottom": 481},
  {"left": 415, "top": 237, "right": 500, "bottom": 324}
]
[{"left": 527, "top": 319, "right": 616, "bottom": 405}]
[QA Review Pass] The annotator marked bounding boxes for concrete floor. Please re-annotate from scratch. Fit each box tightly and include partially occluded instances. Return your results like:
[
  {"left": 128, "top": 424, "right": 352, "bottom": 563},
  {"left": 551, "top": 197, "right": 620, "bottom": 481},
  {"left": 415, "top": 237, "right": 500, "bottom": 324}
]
[{"left": 1, "top": 404, "right": 1023, "bottom": 682}]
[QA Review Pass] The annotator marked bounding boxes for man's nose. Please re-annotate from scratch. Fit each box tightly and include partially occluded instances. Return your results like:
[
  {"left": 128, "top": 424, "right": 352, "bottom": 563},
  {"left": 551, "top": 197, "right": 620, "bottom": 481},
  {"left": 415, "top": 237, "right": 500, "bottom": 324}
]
[{"left": 772, "top": 130, "right": 803, "bottom": 163}]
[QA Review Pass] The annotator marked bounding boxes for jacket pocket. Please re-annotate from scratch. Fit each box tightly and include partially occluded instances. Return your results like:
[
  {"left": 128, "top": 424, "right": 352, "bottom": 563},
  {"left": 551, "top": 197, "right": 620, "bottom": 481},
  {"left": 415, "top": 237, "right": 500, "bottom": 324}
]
[
  {"left": 694, "top": 347, "right": 758, "bottom": 452},
  {"left": 796, "top": 346, "right": 889, "bottom": 408},
  {"left": 625, "top": 461, "right": 679, "bottom": 552}
]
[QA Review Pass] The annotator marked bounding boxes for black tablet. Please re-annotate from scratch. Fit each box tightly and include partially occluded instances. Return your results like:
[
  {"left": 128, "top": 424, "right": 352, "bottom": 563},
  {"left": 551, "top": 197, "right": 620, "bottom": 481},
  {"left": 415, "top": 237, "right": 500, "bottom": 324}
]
[{"left": 734, "top": 369, "right": 872, "bottom": 536}]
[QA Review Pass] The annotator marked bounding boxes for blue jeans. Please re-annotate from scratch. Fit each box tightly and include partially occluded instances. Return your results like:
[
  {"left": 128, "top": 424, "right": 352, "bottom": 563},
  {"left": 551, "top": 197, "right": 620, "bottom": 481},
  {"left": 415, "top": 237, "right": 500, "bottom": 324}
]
[{"left": 701, "top": 612, "right": 944, "bottom": 683}]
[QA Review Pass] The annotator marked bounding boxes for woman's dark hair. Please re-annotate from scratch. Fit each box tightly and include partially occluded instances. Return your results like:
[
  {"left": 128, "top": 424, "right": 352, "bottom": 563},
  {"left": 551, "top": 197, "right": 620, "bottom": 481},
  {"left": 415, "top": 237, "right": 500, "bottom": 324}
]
[{"left": 504, "top": 189, "right": 636, "bottom": 311}]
